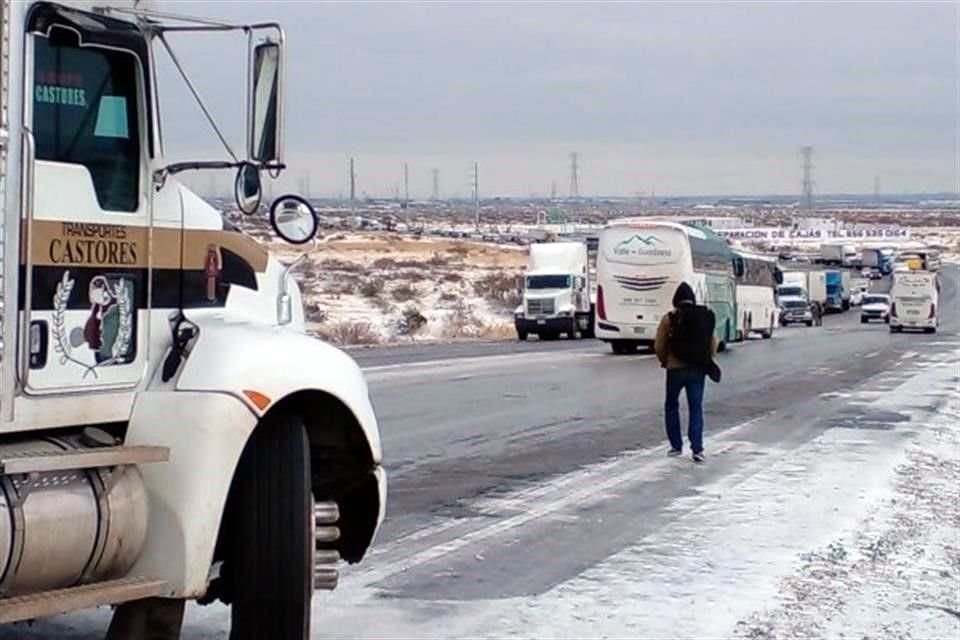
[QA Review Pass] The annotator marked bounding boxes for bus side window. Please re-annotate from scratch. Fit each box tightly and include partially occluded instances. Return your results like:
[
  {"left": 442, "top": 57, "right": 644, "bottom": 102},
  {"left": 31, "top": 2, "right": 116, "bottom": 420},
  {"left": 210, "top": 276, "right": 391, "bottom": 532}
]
[{"left": 33, "top": 31, "right": 141, "bottom": 212}]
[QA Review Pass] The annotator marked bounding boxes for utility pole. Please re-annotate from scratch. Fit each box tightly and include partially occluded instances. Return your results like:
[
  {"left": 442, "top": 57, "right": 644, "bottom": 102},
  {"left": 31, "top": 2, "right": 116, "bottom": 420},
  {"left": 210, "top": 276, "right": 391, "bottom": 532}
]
[
  {"left": 550, "top": 180, "right": 557, "bottom": 200},
  {"left": 471, "top": 162, "right": 480, "bottom": 229},
  {"left": 432, "top": 168, "right": 440, "bottom": 201},
  {"left": 800, "top": 146, "right": 815, "bottom": 211},
  {"left": 569, "top": 152, "right": 579, "bottom": 199},
  {"left": 402, "top": 162, "right": 409, "bottom": 208}
]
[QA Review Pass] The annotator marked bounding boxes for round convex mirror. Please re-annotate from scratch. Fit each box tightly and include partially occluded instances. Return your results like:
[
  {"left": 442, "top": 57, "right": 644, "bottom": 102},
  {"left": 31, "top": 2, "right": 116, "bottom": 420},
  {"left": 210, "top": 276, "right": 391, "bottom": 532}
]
[
  {"left": 234, "top": 163, "right": 263, "bottom": 215},
  {"left": 270, "top": 194, "right": 318, "bottom": 245}
]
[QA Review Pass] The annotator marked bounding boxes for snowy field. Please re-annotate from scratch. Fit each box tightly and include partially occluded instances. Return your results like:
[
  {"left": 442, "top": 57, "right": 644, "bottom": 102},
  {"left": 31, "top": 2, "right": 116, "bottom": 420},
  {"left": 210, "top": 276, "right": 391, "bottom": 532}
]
[{"left": 272, "top": 233, "right": 526, "bottom": 346}]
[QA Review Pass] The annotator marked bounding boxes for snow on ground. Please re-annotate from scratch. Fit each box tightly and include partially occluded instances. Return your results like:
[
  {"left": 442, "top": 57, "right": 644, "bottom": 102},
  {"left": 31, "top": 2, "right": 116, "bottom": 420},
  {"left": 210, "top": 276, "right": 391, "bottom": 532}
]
[
  {"left": 307, "top": 353, "right": 960, "bottom": 640},
  {"left": 272, "top": 233, "right": 525, "bottom": 345}
]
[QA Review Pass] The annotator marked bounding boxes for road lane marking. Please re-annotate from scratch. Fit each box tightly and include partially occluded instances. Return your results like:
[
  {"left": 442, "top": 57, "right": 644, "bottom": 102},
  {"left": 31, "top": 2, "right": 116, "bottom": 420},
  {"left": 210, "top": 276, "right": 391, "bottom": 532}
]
[
  {"left": 347, "top": 410, "right": 775, "bottom": 588},
  {"left": 364, "top": 352, "right": 652, "bottom": 382}
]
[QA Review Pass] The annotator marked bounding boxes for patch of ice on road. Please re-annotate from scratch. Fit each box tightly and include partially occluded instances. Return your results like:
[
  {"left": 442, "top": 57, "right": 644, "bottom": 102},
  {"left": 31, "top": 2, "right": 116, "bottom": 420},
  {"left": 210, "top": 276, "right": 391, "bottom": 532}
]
[{"left": 438, "top": 363, "right": 960, "bottom": 639}]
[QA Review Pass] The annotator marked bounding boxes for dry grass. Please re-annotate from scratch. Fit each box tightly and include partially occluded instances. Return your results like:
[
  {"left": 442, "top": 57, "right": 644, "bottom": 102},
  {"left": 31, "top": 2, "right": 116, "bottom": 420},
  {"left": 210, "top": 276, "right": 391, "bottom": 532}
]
[
  {"left": 473, "top": 271, "right": 522, "bottom": 309},
  {"left": 321, "top": 321, "right": 380, "bottom": 345}
]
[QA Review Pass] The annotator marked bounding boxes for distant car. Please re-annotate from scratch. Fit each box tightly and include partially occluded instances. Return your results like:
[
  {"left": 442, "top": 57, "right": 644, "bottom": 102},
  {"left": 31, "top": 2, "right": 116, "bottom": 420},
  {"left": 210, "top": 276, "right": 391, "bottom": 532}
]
[
  {"left": 860, "top": 294, "right": 891, "bottom": 324},
  {"left": 779, "top": 298, "right": 814, "bottom": 327}
]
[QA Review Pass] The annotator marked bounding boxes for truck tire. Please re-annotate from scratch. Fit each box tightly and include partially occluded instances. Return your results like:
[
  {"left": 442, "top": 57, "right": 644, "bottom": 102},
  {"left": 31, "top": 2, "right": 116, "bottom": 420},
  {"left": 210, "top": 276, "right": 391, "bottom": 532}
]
[
  {"left": 518, "top": 331, "right": 528, "bottom": 341},
  {"left": 567, "top": 320, "right": 580, "bottom": 340},
  {"left": 611, "top": 341, "right": 635, "bottom": 355},
  {"left": 228, "top": 412, "right": 313, "bottom": 640},
  {"left": 805, "top": 320, "right": 813, "bottom": 327}
]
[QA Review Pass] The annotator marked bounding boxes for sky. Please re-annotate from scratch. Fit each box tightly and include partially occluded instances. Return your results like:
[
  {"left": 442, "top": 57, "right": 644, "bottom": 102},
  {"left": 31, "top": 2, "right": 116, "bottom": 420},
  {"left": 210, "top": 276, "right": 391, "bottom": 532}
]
[{"left": 154, "top": 1, "right": 960, "bottom": 198}]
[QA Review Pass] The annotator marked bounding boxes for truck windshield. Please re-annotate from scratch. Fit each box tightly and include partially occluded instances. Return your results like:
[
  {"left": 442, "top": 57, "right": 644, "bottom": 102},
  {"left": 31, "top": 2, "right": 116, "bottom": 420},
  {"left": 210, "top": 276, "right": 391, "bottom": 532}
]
[
  {"left": 783, "top": 300, "right": 806, "bottom": 309},
  {"left": 778, "top": 286, "right": 803, "bottom": 297},
  {"left": 862, "top": 296, "right": 888, "bottom": 305},
  {"left": 527, "top": 275, "right": 571, "bottom": 289}
]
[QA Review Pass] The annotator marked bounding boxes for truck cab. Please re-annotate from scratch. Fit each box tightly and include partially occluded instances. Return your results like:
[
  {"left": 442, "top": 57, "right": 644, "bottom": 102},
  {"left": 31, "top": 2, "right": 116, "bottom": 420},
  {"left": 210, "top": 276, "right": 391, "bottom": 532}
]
[
  {"left": 0, "top": 2, "right": 384, "bottom": 636},
  {"left": 515, "top": 242, "right": 593, "bottom": 340}
]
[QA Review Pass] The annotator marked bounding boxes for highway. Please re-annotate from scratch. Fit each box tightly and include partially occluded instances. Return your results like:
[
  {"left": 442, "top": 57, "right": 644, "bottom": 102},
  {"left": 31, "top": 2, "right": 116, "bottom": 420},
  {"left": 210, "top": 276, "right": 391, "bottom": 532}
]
[{"left": 5, "top": 267, "right": 958, "bottom": 638}]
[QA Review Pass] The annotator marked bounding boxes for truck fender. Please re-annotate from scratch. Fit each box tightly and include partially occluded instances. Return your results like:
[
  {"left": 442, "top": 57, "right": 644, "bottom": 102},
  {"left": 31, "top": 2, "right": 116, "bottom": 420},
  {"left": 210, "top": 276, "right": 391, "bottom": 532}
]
[
  {"left": 125, "top": 322, "right": 382, "bottom": 597},
  {"left": 175, "top": 320, "right": 381, "bottom": 463}
]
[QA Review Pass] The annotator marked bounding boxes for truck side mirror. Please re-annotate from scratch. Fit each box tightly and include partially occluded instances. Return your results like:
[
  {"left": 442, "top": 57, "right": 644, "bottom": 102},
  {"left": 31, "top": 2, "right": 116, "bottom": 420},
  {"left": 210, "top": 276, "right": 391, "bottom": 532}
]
[
  {"left": 234, "top": 163, "right": 262, "bottom": 215},
  {"left": 774, "top": 268, "right": 784, "bottom": 285},
  {"left": 249, "top": 41, "right": 283, "bottom": 165}
]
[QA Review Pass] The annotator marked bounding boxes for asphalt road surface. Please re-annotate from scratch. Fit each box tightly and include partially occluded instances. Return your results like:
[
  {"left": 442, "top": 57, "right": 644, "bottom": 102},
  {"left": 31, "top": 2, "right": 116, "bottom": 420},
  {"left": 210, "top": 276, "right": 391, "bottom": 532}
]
[{"left": 5, "top": 267, "right": 958, "bottom": 638}]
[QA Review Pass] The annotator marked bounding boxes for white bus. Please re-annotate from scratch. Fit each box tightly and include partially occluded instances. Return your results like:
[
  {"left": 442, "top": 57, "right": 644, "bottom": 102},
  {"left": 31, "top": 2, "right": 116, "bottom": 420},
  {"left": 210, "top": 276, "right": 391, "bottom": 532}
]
[
  {"left": 732, "top": 251, "right": 781, "bottom": 340},
  {"left": 890, "top": 271, "right": 940, "bottom": 334},
  {"left": 595, "top": 220, "right": 739, "bottom": 354}
]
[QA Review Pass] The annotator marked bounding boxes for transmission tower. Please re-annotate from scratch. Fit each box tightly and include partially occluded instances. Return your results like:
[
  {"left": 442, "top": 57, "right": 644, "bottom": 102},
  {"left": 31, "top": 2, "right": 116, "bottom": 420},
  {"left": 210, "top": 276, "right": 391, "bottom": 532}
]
[
  {"left": 432, "top": 168, "right": 440, "bottom": 201},
  {"left": 349, "top": 157, "right": 356, "bottom": 205},
  {"left": 800, "top": 146, "right": 815, "bottom": 211},
  {"left": 569, "top": 152, "right": 579, "bottom": 199},
  {"left": 471, "top": 162, "right": 480, "bottom": 228}
]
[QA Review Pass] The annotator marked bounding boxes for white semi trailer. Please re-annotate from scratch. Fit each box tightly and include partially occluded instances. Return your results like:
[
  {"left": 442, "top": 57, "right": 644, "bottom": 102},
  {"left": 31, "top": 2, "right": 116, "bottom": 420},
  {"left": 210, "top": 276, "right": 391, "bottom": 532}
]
[{"left": 0, "top": 2, "right": 385, "bottom": 637}]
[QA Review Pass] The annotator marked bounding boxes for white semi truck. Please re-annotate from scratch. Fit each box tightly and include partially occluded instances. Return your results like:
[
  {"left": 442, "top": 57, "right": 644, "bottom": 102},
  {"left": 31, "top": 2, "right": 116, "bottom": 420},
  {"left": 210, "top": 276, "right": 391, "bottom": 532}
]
[
  {"left": 515, "top": 241, "right": 594, "bottom": 340},
  {"left": 0, "top": 2, "right": 385, "bottom": 638}
]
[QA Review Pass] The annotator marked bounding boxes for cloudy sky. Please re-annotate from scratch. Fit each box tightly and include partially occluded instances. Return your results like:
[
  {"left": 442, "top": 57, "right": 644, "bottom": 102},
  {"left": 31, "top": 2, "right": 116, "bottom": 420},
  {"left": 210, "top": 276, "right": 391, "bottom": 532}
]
[{"left": 156, "top": 1, "right": 959, "bottom": 198}]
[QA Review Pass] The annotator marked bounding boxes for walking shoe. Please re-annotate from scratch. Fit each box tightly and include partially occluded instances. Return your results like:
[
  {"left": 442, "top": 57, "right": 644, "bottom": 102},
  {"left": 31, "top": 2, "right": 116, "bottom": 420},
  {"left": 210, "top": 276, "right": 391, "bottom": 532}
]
[
  {"left": 692, "top": 452, "right": 706, "bottom": 464},
  {"left": 667, "top": 448, "right": 682, "bottom": 457}
]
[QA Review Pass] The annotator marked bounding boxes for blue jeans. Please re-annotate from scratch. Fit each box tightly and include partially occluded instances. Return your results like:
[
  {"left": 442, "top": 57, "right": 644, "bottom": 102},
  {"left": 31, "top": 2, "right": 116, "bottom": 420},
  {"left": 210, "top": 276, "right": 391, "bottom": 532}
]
[{"left": 665, "top": 367, "right": 707, "bottom": 454}]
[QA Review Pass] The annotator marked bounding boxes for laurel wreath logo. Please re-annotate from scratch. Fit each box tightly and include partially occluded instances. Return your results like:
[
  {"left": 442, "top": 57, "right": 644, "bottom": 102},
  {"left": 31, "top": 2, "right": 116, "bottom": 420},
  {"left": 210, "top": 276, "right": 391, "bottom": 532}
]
[{"left": 51, "top": 270, "right": 134, "bottom": 379}]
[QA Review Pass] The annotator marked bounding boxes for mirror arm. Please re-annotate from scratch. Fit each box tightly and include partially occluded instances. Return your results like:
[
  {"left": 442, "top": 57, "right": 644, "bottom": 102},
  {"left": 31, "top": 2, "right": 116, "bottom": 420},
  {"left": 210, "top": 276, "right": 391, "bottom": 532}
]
[{"left": 153, "top": 160, "right": 286, "bottom": 185}]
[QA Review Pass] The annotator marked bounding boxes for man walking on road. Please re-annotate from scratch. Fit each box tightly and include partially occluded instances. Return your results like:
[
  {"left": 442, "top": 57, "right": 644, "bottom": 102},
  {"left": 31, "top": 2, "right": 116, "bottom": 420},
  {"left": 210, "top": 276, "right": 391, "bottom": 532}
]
[{"left": 654, "top": 282, "right": 719, "bottom": 464}]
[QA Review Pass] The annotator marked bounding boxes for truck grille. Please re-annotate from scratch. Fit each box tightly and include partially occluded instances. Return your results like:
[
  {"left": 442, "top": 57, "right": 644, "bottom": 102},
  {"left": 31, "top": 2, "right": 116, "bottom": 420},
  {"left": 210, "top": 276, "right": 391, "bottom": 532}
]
[{"left": 526, "top": 298, "right": 555, "bottom": 316}]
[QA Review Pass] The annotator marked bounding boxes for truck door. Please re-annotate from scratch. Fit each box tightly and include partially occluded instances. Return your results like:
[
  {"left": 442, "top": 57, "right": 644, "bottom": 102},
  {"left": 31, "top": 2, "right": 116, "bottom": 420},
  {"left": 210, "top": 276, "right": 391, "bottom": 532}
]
[{"left": 18, "top": 20, "right": 150, "bottom": 394}]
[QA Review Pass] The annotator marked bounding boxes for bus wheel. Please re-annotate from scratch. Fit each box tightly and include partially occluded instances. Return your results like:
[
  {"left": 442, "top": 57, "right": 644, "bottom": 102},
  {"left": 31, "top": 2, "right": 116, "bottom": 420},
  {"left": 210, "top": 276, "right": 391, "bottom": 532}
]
[
  {"left": 228, "top": 412, "right": 313, "bottom": 640},
  {"left": 761, "top": 316, "right": 773, "bottom": 339}
]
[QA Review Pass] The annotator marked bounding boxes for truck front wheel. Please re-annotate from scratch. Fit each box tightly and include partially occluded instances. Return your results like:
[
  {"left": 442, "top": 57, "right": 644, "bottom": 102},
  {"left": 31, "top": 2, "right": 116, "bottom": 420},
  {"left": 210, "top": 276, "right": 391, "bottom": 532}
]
[{"left": 227, "top": 411, "right": 313, "bottom": 640}]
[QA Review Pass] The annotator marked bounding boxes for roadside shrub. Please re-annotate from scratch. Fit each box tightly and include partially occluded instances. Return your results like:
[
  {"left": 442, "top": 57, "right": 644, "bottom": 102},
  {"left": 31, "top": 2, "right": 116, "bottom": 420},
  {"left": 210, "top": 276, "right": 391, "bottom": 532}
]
[
  {"left": 399, "top": 269, "right": 428, "bottom": 282},
  {"left": 320, "top": 258, "right": 361, "bottom": 272},
  {"left": 304, "top": 302, "right": 329, "bottom": 323},
  {"left": 395, "top": 306, "right": 428, "bottom": 336},
  {"left": 473, "top": 271, "right": 522, "bottom": 308},
  {"left": 439, "top": 291, "right": 458, "bottom": 303},
  {"left": 392, "top": 283, "right": 418, "bottom": 302},
  {"left": 428, "top": 253, "right": 449, "bottom": 267},
  {"left": 359, "top": 277, "right": 385, "bottom": 298},
  {"left": 443, "top": 299, "right": 480, "bottom": 338},
  {"left": 324, "top": 321, "right": 380, "bottom": 345},
  {"left": 449, "top": 244, "right": 471, "bottom": 257},
  {"left": 441, "top": 272, "right": 463, "bottom": 283}
]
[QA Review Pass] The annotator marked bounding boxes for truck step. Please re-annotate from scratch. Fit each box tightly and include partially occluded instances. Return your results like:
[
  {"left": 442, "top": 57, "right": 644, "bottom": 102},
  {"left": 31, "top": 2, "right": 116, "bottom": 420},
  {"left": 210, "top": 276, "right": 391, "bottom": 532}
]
[
  {"left": 0, "top": 445, "right": 169, "bottom": 475},
  {"left": 0, "top": 577, "right": 167, "bottom": 624}
]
